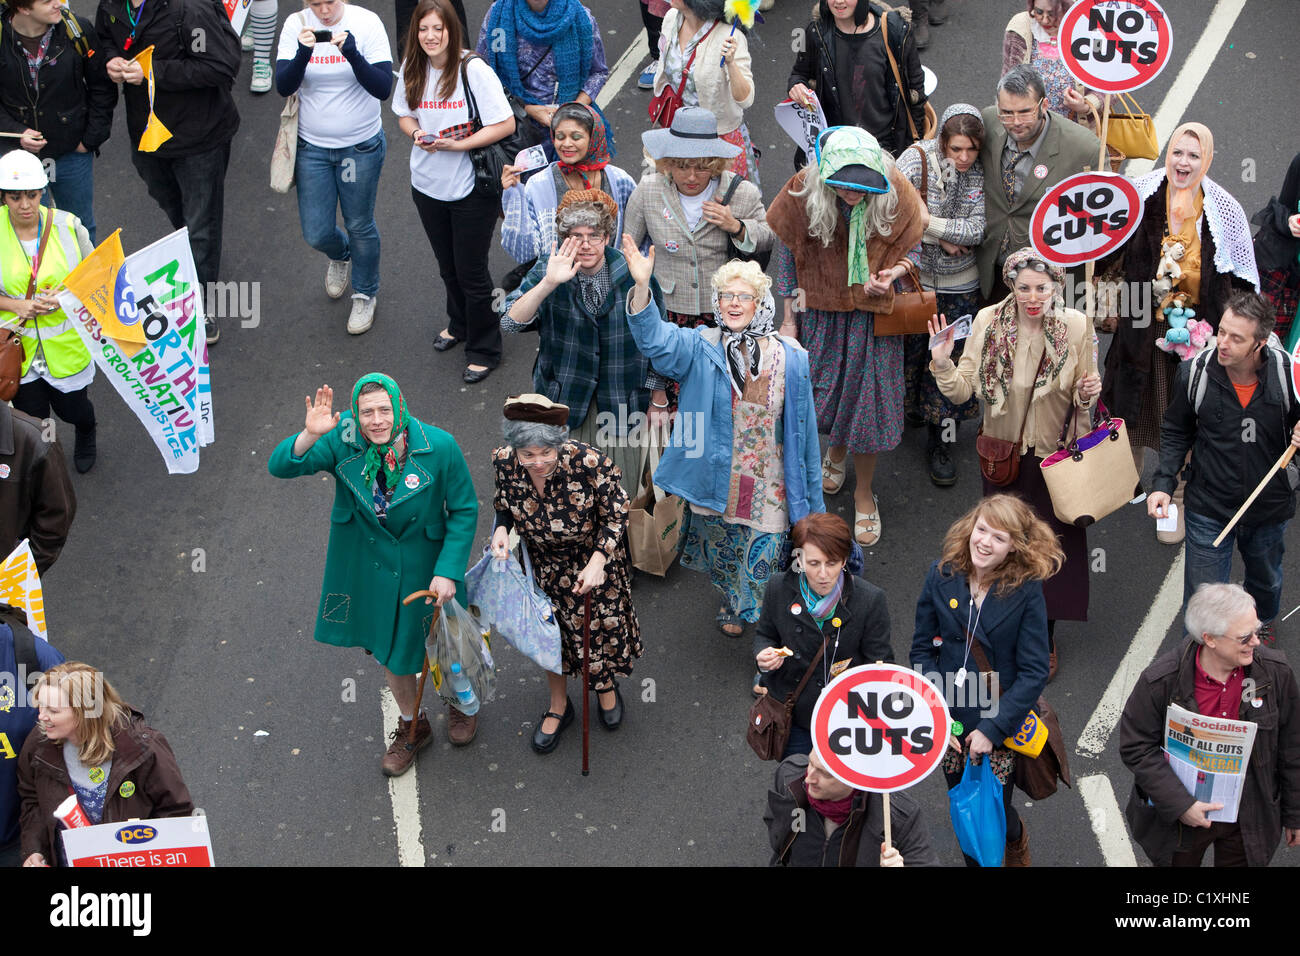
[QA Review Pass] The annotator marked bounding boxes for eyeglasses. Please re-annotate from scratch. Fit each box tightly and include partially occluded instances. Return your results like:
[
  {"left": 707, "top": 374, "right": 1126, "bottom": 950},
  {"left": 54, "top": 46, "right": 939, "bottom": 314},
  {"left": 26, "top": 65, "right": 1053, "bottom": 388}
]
[
  {"left": 567, "top": 233, "right": 606, "bottom": 247},
  {"left": 1219, "top": 628, "right": 1261, "bottom": 646},
  {"left": 717, "top": 292, "right": 756, "bottom": 304},
  {"left": 997, "top": 104, "right": 1043, "bottom": 121}
]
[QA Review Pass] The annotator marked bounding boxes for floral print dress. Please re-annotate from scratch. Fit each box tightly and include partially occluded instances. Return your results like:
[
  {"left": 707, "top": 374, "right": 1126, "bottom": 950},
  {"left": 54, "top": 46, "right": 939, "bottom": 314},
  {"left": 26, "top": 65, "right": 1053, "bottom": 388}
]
[{"left": 493, "top": 442, "right": 642, "bottom": 687}]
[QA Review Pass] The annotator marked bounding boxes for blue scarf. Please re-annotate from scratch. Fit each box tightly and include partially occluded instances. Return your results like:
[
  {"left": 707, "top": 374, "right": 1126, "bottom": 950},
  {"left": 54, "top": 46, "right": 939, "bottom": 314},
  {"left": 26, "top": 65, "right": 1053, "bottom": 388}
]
[
  {"left": 798, "top": 572, "right": 844, "bottom": 626},
  {"left": 486, "top": 0, "right": 593, "bottom": 105}
]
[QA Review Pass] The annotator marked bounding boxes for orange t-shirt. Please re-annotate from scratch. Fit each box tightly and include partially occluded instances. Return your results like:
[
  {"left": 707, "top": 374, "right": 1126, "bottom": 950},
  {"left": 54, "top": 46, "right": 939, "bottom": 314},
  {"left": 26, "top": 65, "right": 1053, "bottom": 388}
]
[{"left": 1233, "top": 380, "right": 1258, "bottom": 408}]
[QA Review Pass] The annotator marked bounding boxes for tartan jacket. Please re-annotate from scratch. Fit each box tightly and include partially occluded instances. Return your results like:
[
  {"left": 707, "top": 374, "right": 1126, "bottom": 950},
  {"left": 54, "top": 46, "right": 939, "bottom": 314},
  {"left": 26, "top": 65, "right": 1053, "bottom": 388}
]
[{"left": 502, "top": 247, "right": 664, "bottom": 430}]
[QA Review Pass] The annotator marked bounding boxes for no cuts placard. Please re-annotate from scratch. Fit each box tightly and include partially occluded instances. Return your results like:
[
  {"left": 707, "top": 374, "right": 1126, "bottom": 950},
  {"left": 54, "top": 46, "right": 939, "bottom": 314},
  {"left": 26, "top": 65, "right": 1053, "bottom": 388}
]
[
  {"left": 811, "top": 663, "right": 951, "bottom": 793},
  {"left": 1060, "top": 0, "right": 1173, "bottom": 94},
  {"left": 1030, "top": 172, "right": 1144, "bottom": 267}
]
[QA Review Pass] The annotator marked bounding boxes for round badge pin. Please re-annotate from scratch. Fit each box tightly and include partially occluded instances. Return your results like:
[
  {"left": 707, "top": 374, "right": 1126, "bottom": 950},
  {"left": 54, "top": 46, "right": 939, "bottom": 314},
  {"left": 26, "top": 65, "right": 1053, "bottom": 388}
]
[
  {"left": 1252, "top": 698, "right": 1263, "bottom": 709},
  {"left": 119, "top": 780, "right": 136, "bottom": 799},
  {"left": 88, "top": 766, "right": 105, "bottom": 784},
  {"left": 932, "top": 636, "right": 943, "bottom": 647},
  {"left": 952, "top": 721, "right": 964, "bottom": 736},
  {"left": 1033, "top": 163, "right": 1049, "bottom": 180},
  {"left": 665, "top": 240, "right": 679, "bottom": 253},
  {"left": 0, "top": 464, "right": 9, "bottom": 478},
  {"left": 948, "top": 598, "right": 958, "bottom": 609},
  {"left": 789, "top": 603, "right": 802, "bottom": 616},
  {"left": 831, "top": 617, "right": 842, "bottom": 628},
  {"left": 663, "top": 207, "right": 672, "bottom": 220},
  {"left": 405, "top": 474, "right": 419, "bottom": 489}
]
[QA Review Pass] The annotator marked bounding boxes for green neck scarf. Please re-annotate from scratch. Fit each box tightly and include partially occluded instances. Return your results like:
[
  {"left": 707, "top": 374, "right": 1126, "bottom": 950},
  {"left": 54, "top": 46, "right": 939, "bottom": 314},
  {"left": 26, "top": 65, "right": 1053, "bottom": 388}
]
[
  {"left": 816, "top": 128, "right": 891, "bottom": 288},
  {"left": 351, "top": 373, "right": 411, "bottom": 489}
]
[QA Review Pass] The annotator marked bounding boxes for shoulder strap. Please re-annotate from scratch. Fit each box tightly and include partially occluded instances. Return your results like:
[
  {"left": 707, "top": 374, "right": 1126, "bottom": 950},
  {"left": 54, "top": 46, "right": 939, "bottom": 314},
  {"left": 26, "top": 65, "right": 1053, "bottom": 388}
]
[
  {"left": 11, "top": 621, "right": 39, "bottom": 673},
  {"left": 520, "top": 46, "right": 551, "bottom": 85},
  {"left": 786, "top": 635, "right": 830, "bottom": 709},
  {"left": 59, "top": 10, "right": 95, "bottom": 58},
  {"left": 1188, "top": 349, "right": 1213, "bottom": 415},
  {"left": 880, "top": 11, "right": 920, "bottom": 143},
  {"left": 24, "top": 209, "right": 54, "bottom": 299},
  {"left": 461, "top": 53, "right": 481, "bottom": 125},
  {"left": 674, "top": 21, "right": 716, "bottom": 99},
  {"left": 718, "top": 172, "right": 743, "bottom": 206},
  {"left": 966, "top": 631, "right": 1004, "bottom": 697},
  {"left": 909, "top": 144, "right": 928, "bottom": 198}
]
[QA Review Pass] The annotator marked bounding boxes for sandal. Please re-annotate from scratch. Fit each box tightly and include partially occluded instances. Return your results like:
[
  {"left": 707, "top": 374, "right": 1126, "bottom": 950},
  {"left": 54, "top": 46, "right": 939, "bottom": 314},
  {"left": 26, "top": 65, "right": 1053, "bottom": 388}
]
[
  {"left": 854, "top": 495, "right": 882, "bottom": 547},
  {"left": 716, "top": 607, "right": 744, "bottom": 638},
  {"left": 822, "top": 450, "right": 847, "bottom": 494}
]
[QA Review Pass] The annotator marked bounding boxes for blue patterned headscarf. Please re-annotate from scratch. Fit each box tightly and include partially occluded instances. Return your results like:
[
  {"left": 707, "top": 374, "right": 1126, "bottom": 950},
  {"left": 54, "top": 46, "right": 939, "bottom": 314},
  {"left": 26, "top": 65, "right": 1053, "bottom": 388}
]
[{"left": 484, "top": 0, "right": 593, "bottom": 105}]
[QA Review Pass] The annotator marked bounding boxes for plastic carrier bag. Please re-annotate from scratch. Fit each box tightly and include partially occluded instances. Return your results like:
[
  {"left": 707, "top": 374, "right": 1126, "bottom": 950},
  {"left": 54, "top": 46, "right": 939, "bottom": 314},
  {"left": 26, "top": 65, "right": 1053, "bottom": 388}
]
[
  {"left": 426, "top": 599, "right": 497, "bottom": 709},
  {"left": 947, "top": 756, "right": 1006, "bottom": 867}
]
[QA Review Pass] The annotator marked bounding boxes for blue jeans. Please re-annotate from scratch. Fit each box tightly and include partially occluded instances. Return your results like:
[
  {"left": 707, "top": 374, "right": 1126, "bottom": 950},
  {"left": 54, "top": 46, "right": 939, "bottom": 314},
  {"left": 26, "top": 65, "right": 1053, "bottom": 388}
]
[
  {"left": 295, "top": 132, "right": 386, "bottom": 297},
  {"left": 44, "top": 150, "right": 96, "bottom": 245},
  {"left": 1184, "top": 509, "right": 1287, "bottom": 623}
]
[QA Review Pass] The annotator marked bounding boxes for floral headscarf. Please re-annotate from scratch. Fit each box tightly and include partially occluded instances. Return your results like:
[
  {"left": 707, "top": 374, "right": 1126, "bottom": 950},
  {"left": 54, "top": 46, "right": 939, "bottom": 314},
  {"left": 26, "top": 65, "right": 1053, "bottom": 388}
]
[
  {"left": 714, "top": 288, "right": 778, "bottom": 396},
  {"left": 977, "top": 249, "right": 1070, "bottom": 413},
  {"left": 552, "top": 102, "right": 616, "bottom": 189},
  {"left": 1165, "top": 122, "right": 1214, "bottom": 227},
  {"left": 816, "top": 127, "right": 891, "bottom": 287},
  {"left": 352, "top": 373, "right": 410, "bottom": 489}
]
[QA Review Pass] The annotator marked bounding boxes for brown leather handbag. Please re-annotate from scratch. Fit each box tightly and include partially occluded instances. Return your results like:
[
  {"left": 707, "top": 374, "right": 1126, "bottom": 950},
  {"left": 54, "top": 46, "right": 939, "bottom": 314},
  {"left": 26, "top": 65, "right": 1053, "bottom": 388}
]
[
  {"left": 873, "top": 260, "right": 937, "bottom": 336},
  {"left": 968, "top": 636, "right": 1072, "bottom": 800},
  {"left": 974, "top": 348, "right": 1045, "bottom": 486},
  {"left": 747, "top": 636, "right": 828, "bottom": 761},
  {"left": 0, "top": 213, "right": 52, "bottom": 402}
]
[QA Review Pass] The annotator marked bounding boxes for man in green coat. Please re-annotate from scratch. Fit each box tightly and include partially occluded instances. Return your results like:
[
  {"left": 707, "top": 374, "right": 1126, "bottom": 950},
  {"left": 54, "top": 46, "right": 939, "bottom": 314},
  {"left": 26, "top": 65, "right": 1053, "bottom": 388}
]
[{"left": 269, "top": 374, "right": 479, "bottom": 776}]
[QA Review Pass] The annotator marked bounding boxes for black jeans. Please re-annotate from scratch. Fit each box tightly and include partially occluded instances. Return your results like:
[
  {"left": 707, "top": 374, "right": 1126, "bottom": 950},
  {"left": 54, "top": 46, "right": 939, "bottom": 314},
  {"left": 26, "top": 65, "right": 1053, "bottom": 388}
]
[
  {"left": 129, "top": 141, "right": 231, "bottom": 290},
  {"left": 411, "top": 186, "right": 502, "bottom": 368},
  {"left": 639, "top": 0, "right": 664, "bottom": 60},
  {"left": 14, "top": 380, "right": 95, "bottom": 434},
  {"left": 1169, "top": 821, "right": 1249, "bottom": 867}
]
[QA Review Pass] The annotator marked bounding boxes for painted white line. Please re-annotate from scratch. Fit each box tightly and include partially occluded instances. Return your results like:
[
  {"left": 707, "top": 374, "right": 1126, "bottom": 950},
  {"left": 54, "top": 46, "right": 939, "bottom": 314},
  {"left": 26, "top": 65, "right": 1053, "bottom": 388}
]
[
  {"left": 1122, "top": 0, "right": 1247, "bottom": 177},
  {"left": 1077, "top": 551, "right": 1184, "bottom": 758},
  {"left": 381, "top": 687, "right": 426, "bottom": 867},
  {"left": 596, "top": 29, "right": 649, "bottom": 112},
  {"left": 1079, "top": 773, "right": 1139, "bottom": 867}
]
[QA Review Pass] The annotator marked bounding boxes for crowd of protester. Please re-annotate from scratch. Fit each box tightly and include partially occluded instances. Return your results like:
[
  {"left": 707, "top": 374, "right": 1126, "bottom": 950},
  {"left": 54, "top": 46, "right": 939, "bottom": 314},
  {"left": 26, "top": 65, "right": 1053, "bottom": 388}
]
[{"left": 0, "top": 0, "right": 1297, "bottom": 870}]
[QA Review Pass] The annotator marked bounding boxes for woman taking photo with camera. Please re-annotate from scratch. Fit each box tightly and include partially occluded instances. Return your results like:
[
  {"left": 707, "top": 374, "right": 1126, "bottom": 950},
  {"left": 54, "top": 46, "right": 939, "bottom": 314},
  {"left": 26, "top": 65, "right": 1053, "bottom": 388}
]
[{"left": 394, "top": 0, "right": 515, "bottom": 384}]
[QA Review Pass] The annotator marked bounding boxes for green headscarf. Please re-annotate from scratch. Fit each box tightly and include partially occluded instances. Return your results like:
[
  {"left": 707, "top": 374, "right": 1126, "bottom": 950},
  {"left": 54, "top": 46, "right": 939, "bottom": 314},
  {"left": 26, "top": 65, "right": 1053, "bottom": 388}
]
[
  {"left": 351, "top": 372, "right": 410, "bottom": 489},
  {"left": 816, "top": 127, "right": 891, "bottom": 288}
]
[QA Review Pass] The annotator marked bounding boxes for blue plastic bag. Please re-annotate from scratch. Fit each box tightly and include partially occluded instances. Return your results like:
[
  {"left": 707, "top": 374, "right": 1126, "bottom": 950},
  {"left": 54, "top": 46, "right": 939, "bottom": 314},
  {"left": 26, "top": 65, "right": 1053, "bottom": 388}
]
[
  {"left": 464, "top": 540, "right": 563, "bottom": 674},
  {"left": 947, "top": 756, "right": 1006, "bottom": 867}
]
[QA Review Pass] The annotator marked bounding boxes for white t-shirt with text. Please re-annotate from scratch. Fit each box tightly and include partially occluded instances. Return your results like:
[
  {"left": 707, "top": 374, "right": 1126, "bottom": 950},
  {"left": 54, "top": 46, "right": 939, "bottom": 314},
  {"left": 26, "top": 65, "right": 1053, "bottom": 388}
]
[
  {"left": 276, "top": 5, "right": 392, "bottom": 149},
  {"left": 392, "top": 55, "right": 513, "bottom": 202}
]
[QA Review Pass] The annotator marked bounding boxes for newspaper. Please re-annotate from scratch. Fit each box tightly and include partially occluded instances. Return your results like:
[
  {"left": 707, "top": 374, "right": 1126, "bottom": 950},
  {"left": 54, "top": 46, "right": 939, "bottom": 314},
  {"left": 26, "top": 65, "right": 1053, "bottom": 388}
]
[{"left": 1162, "top": 702, "right": 1257, "bottom": 823}]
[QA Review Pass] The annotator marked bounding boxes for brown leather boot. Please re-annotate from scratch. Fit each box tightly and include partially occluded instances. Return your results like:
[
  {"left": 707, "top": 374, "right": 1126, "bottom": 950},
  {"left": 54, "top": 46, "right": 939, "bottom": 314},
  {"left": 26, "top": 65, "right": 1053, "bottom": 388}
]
[
  {"left": 1004, "top": 823, "right": 1031, "bottom": 867},
  {"left": 447, "top": 704, "right": 478, "bottom": 746},
  {"left": 382, "top": 713, "right": 433, "bottom": 776}
]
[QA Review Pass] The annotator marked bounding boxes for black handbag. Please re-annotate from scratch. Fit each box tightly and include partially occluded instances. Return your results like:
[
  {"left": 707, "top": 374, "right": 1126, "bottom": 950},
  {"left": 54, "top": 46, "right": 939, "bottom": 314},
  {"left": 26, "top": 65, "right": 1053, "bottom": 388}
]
[{"left": 461, "top": 55, "right": 510, "bottom": 198}]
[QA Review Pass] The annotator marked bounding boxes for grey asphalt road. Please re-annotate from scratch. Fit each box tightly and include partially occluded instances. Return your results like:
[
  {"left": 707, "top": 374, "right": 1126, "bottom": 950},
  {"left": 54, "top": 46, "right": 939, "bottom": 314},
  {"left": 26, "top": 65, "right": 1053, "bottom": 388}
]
[{"left": 37, "top": 0, "right": 1300, "bottom": 868}]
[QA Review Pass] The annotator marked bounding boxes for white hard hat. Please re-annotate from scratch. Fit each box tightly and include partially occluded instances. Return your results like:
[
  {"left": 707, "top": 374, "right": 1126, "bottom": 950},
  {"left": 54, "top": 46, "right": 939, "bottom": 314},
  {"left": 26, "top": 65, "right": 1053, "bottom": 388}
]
[{"left": 0, "top": 150, "right": 49, "bottom": 191}]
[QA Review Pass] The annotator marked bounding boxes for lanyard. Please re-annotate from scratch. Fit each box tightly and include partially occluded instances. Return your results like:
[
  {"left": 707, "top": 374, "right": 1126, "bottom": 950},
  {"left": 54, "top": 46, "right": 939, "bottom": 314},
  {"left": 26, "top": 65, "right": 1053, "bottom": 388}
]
[
  {"left": 123, "top": 0, "right": 149, "bottom": 51},
  {"left": 12, "top": 208, "right": 47, "bottom": 294},
  {"left": 958, "top": 579, "right": 987, "bottom": 687}
]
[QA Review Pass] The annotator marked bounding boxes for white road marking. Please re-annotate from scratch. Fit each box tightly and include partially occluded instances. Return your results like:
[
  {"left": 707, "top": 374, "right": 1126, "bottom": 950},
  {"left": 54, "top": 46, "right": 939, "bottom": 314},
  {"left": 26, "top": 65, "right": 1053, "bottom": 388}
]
[
  {"left": 1121, "top": 0, "right": 1247, "bottom": 177},
  {"left": 1078, "top": 552, "right": 1185, "bottom": 758},
  {"left": 1079, "top": 773, "right": 1139, "bottom": 867},
  {"left": 597, "top": 30, "right": 650, "bottom": 112},
  {"left": 381, "top": 687, "right": 426, "bottom": 867}
]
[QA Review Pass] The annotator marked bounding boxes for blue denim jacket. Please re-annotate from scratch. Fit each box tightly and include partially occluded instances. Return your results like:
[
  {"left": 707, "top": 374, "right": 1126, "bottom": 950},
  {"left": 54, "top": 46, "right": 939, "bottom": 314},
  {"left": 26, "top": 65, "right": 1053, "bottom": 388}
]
[{"left": 624, "top": 293, "right": 825, "bottom": 524}]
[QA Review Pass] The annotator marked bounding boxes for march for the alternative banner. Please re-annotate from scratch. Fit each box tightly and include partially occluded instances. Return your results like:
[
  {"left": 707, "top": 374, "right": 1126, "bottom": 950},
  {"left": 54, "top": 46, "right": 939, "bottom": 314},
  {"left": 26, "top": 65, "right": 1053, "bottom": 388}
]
[{"left": 57, "top": 228, "right": 214, "bottom": 474}]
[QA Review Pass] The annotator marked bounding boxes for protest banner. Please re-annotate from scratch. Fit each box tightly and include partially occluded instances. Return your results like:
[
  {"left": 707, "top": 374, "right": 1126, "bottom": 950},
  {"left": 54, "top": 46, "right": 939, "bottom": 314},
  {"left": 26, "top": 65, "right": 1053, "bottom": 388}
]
[
  {"left": 58, "top": 228, "right": 214, "bottom": 474},
  {"left": 224, "top": 0, "right": 253, "bottom": 35},
  {"left": 1060, "top": 0, "right": 1173, "bottom": 94},
  {"left": 1163, "top": 702, "right": 1257, "bottom": 823},
  {"left": 62, "top": 815, "right": 216, "bottom": 867},
  {"left": 1030, "top": 171, "right": 1144, "bottom": 267},
  {"left": 811, "top": 663, "right": 950, "bottom": 792},
  {"left": 0, "top": 540, "right": 46, "bottom": 639},
  {"left": 774, "top": 92, "right": 828, "bottom": 160}
]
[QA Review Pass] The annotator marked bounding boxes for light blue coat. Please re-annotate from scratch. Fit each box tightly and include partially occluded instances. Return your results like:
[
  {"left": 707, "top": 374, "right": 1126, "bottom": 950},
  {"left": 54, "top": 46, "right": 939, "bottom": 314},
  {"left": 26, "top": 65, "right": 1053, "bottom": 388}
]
[{"left": 625, "top": 296, "right": 824, "bottom": 524}]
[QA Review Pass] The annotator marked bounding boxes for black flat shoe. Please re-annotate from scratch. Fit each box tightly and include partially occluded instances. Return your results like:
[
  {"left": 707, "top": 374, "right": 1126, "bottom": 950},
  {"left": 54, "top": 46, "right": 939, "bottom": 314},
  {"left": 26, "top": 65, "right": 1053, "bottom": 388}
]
[
  {"left": 463, "top": 365, "right": 492, "bottom": 384},
  {"left": 74, "top": 427, "right": 97, "bottom": 474},
  {"left": 595, "top": 683, "right": 623, "bottom": 731},
  {"left": 433, "top": 333, "right": 462, "bottom": 352},
  {"left": 531, "top": 697, "right": 574, "bottom": 754}
]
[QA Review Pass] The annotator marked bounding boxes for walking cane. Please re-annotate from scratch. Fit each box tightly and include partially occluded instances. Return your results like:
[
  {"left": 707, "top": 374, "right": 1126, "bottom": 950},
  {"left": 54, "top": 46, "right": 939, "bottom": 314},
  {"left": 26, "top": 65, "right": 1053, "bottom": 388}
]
[
  {"left": 582, "top": 592, "right": 592, "bottom": 776},
  {"left": 403, "top": 590, "right": 442, "bottom": 718}
]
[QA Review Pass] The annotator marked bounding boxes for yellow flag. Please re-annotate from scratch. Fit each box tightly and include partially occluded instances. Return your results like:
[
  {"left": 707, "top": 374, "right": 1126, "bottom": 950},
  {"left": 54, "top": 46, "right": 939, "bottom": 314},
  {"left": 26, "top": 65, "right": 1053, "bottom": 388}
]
[
  {"left": 132, "top": 45, "right": 173, "bottom": 153},
  {"left": 61, "top": 229, "right": 147, "bottom": 345},
  {"left": 0, "top": 540, "right": 47, "bottom": 638}
]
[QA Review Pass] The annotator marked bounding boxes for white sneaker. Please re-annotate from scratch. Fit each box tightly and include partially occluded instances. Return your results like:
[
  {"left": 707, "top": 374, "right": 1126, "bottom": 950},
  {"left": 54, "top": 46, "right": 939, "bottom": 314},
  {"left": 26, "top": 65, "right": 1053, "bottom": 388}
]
[
  {"left": 326, "top": 259, "right": 351, "bottom": 298},
  {"left": 251, "top": 60, "right": 272, "bottom": 94},
  {"left": 347, "top": 294, "right": 376, "bottom": 335}
]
